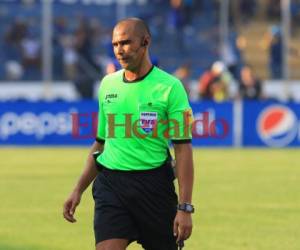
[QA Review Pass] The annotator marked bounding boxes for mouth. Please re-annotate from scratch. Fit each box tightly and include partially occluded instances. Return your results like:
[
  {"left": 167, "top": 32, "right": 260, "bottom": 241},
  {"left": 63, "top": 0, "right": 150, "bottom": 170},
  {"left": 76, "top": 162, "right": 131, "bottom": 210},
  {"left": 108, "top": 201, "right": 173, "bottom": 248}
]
[{"left": 118, "top": 58, "right": 129, "bottom": 63}]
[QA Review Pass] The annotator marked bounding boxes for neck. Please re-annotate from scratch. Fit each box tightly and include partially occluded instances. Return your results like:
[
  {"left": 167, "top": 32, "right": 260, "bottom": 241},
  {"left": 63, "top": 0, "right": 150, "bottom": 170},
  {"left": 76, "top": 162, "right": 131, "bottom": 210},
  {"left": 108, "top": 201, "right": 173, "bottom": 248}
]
[{"left": 124, "top": 57, "right": 152, "bottom": 81}]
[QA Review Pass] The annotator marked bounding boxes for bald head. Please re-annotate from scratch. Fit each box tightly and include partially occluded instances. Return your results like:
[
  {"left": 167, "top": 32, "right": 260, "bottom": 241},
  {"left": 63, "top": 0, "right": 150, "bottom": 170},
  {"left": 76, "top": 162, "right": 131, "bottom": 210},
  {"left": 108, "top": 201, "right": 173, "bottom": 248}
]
[
  {"left": 112, "top": 18, "right": 152, "bottom": 72},
  {"left": 114, "top": 18, "right": 151, "bottom": 38}
]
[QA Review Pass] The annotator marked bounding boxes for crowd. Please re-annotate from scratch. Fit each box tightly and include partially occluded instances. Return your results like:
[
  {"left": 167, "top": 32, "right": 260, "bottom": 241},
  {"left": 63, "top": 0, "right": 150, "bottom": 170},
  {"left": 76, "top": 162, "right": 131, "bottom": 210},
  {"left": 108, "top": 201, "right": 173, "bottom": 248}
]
[
  {"left": 1, "top": 0, "right": 299, "bottom": 100},
  {"left": 195, "top": 61, "right": 263, "bottom": 102},
  {"left": 3, "top": 18, "right": 41, "bottom": 81}
]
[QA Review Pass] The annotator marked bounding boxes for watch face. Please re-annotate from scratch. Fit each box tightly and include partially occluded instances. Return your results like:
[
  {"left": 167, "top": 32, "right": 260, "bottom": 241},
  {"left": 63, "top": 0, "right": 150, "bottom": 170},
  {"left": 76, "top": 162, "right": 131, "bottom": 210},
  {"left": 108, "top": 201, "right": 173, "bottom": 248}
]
[
  {"left": 178, "top": 203, "right": 194, "bottom": 213},
  {"left": 186, "top": 204, "right": 193, "bottom": 212}
]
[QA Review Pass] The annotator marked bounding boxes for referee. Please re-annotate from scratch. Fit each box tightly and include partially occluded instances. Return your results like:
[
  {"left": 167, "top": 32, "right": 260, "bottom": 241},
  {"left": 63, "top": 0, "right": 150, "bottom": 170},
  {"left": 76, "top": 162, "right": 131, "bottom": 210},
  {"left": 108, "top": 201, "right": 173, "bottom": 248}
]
[{"left": 63, "top": 18, "right": 194, "bottom": 250}]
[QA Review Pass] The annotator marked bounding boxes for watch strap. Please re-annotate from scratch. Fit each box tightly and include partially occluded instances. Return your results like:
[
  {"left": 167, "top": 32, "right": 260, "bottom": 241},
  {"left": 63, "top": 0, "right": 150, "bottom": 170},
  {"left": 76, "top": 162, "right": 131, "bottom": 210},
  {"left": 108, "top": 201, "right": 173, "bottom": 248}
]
[{"left": 177, "top": 203, "right": 194, "bottom": 213}]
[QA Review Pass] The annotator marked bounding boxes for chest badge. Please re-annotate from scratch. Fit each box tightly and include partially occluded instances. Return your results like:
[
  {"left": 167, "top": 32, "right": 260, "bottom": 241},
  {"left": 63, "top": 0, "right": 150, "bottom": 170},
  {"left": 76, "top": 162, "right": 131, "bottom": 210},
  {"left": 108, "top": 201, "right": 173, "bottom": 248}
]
[{"left": 140, "top": 112, "right": 158, "bottom": 133}]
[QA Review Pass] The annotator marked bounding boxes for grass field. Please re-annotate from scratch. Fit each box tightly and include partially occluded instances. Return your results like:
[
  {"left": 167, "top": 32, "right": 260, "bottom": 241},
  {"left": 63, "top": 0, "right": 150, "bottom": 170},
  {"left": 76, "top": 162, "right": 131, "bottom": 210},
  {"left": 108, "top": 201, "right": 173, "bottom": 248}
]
[{"left": 0, "top": 148, "right": 299, "bottom": 250}]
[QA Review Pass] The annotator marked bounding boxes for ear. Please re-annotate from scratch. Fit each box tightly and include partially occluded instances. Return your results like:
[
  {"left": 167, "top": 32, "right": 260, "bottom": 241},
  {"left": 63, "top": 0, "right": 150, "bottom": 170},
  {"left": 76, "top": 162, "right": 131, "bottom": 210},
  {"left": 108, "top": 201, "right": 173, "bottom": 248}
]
[{"left": 143, "top": 36, "right": 150, "bottom": 47}]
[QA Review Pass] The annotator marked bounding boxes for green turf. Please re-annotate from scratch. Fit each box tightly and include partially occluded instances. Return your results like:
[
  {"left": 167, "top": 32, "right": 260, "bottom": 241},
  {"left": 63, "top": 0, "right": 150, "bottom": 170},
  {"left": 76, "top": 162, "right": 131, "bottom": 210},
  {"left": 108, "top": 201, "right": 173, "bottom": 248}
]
[{"left": 0, "top": 148, "right": 299, "bottom": 250}]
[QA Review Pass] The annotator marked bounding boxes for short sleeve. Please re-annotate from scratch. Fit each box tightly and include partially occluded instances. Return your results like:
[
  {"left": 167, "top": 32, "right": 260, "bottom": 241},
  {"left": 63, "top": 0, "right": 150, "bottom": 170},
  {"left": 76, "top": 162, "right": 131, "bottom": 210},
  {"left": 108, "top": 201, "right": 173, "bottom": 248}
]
[
  {"left": 167, "top": 80, "right": 193, "bottom": 141},
  {"left": 96, "top": 82, "right": 106, "bottom": 142}
]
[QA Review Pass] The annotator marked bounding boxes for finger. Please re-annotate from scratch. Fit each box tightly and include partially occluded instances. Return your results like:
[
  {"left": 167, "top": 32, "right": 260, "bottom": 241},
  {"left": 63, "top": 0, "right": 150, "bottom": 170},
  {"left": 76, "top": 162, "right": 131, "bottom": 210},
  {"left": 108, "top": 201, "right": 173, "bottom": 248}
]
[
  {"left": 173, "top": 219, "right": 179, "bottom": 238},
  {"left": 177, "top": 227, "right": 185, "bottom": 243},
  {"left": 177, "top": 240, "right": 184, "bottom": 248},
  {"left": 182, "top": 228, "right": 190, "bottom": 241},
  {"left": 70, "top": 199, "right": 79, "bottom": 216},
  {"left": 70, "top": 201, "right": 78, "bottom": 222},
  {"left": 63, "top": 202, "right": 69, "bottom": 219},
  {"left": 185, "top": 226, "right": 192, "bottom": 239},
  {"left": 63, "top": 210, "right": 76, "bottom": 223},
  {"left": 63, "top": 205, "right": 74, "bottom": 222},
  {"left": 176, "top": 224, "right": 186, "bottom": 242},
  {"left": 63, "top": 202, "right": 76, "bottom": 223},
  {"left": 177, "top": 225, "right": 192, "bottom": 242},
  {"left": 180, "top": 226, "right": 192, "bottom": 241}
]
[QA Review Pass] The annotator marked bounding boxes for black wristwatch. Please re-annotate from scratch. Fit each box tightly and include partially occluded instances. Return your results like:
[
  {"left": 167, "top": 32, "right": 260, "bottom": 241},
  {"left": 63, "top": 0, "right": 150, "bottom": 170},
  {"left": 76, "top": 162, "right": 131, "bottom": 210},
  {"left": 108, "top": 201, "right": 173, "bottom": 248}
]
[{"left": 177, "top": 203, "right": 195, "bottom": 213}]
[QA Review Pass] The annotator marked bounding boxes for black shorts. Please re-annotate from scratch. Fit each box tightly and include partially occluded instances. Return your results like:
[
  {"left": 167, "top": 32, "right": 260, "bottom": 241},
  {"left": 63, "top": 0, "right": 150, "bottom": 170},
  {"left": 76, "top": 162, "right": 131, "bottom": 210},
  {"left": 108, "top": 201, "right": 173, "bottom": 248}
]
[{"left": 92, "top": 162, "right": 178, "bottom": 250}]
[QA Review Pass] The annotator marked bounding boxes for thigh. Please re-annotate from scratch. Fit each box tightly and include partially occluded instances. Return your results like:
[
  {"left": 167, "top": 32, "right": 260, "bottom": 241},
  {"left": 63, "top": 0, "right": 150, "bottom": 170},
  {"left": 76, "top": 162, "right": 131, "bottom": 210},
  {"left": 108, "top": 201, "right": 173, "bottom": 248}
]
[
  {"left": 141, "top": 238, "right": 178, "bottom": 250},
  {"left": 123, "top": 169, "right": 178, "bottom": 249},
  {"left": 93, "top": 173, "right": 138, "bottom": 245},
  {"left": 96, "top": 238, "right": 128, "bottom": 250}
]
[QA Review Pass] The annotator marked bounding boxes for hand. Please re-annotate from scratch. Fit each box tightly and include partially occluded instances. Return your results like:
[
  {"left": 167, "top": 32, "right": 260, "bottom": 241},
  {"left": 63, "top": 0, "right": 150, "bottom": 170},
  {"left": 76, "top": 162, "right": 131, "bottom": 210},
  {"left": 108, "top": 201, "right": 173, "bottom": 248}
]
[
  {"left": 173, "top": 210, "right": 193, "bottom": 243},
  {"left": 63, "top": 190, "right": 82, "bottom": 223}
]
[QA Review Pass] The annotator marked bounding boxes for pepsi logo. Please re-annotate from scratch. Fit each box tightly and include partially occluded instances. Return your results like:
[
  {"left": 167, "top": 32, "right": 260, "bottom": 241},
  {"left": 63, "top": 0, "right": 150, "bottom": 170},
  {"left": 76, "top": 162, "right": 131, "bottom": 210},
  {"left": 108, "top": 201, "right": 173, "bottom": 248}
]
[{"left": 257, "top": 105, "right": 298, "bottom": 147}]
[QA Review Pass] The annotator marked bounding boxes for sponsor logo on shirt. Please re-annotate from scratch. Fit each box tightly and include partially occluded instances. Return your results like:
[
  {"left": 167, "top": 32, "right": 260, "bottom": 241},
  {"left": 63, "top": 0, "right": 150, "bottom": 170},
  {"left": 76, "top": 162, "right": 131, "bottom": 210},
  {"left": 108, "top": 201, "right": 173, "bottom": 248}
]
[{"left": 105, "top": 93, "right": 118, "bottom": 103}]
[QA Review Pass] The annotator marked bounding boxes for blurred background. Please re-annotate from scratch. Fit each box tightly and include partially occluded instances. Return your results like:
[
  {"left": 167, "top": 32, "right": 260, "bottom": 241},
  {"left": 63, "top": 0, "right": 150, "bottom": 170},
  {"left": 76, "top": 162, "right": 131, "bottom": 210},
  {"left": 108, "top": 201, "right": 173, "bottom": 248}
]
[
  {"left": 0, "top": 0, "right": 299, "bottom": 101},
  {"left": 1, "top": 0, "right": 300, "bottom": 147}
]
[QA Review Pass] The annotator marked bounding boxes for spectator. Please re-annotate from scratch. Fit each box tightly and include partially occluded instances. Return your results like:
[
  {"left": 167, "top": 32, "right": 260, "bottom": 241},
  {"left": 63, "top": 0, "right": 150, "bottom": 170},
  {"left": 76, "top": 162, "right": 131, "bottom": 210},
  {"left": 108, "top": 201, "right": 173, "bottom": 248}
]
[
  {"left": 5, "top": 19, "right": 28, "bottom": 46},
  {"left": 61, "top": 35, "right": 78, "bottom": 80},
  {"left": 173, "top": 63, "right": 191, "bottom": 96},
  {"left": 221, "top": 31, "right": 244, "bottom": 79},
  {"left": 52, "top": 17, "right": 68, "bottom": 80},
  {"left": 198, "top": 61, "right": 232, "bottom": 102},
  {"left": 240, "top": 0, "right": 257, "bottom": 23},
  {"left": 73, "top": 19, "right": 102, "bottom": 98},
  {"left": 264, "top": 25, "right": 283, "bottom": 79},
  {"left": 167, "top": 0, "right": 185, "bottom": 50},
  {"left": 168, "top": 0, "right": 184, "bottom": 30},
  {"left": 238, "top": 65, "right": 262, "bottom": 100},
  {"left": 182, "top": 0, "right": 194, "bottom": 27},
  {"left": 53, "top": 17, "right": 68, "bottom": 36},
  {"left": 266, "top": 0, "right": 281, "bottom": 19},
  {"left": 20, "top": 32, "right": 41, "bottom": 73},
  {"left": 74, "top": 20, "right": 95, "bottom": 68},
  {"left": 4, "top": 19, "right": 28, "bottom": 66}
]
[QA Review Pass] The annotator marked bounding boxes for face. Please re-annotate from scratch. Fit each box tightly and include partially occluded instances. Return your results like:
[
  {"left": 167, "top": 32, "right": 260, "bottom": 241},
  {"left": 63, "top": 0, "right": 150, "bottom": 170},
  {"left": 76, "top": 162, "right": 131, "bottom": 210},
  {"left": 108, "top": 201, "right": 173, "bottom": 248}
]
[
  {"left": 241, "top": 67, "right": 253, "bottom": 83},
  {"left": 112, "top": 24, "right": 145, "bottom": 71}
]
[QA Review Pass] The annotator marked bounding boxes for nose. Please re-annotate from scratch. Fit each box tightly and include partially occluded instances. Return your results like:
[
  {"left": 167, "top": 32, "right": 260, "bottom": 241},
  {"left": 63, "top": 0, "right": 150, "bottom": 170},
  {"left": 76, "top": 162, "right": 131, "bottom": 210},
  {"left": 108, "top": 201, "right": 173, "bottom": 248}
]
[{"left": 115, "top": 44, "right": 124, "bottom": 55}]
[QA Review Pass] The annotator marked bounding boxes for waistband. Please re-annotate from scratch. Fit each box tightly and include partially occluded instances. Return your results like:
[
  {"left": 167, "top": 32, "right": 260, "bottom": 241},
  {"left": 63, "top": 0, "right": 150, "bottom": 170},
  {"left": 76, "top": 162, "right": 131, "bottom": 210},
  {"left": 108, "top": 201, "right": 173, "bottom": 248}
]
[{"left": 96, "top": 160, "right": 171, "bottom": 175}]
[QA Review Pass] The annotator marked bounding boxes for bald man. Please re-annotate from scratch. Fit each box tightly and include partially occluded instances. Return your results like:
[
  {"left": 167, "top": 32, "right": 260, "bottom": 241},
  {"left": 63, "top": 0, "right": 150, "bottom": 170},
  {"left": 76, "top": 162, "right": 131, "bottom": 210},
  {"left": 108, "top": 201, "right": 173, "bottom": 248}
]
[{"left": 63, "top": 18, "right": 194, "bottom": 250}]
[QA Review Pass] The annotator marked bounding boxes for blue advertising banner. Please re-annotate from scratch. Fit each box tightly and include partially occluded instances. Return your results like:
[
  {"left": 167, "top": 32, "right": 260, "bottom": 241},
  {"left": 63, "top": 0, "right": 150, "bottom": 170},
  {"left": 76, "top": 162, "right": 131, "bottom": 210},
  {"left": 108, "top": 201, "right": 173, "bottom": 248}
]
[
  {"left": 243, "top": 101, "right": 300, "bottom": 147},
  {"left": 0, "top": 101, "right": 234, "bottom": 146},
  {"left": 190, "top": 101, "right": 233, "bottom": 147},
  {"left": 0, "top": 101, "right": 98, "bottom": 145}
]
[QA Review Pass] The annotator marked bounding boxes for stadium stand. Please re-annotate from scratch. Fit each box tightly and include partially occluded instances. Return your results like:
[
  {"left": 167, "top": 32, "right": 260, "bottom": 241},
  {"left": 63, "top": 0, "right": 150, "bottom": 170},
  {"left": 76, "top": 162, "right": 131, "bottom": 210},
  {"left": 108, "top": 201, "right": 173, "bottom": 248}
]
[
  {"left": 1, "top": 0, "right": 299, "bottom": 101},
  {"left": 0, "top": 0, "right": 220, "bottom": 82}
]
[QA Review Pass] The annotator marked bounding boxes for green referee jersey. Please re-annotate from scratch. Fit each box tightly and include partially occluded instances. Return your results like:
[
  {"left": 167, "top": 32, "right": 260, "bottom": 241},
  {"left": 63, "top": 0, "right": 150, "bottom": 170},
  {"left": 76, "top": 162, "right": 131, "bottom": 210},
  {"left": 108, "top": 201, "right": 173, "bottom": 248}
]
[{"left": 96, "top": 66, "right": 193, "bottom": 171}]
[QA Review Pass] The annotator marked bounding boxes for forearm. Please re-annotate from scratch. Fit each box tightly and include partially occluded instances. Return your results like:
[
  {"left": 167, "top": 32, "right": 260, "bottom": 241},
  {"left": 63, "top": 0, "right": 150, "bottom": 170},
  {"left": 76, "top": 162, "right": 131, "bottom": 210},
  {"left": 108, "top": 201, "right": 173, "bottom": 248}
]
[
  {"left": 174, "top": 143, "right": 194, "bottom": 204},
  {"left": 73, "top": 141, "right": 104, "bottom": 194}
]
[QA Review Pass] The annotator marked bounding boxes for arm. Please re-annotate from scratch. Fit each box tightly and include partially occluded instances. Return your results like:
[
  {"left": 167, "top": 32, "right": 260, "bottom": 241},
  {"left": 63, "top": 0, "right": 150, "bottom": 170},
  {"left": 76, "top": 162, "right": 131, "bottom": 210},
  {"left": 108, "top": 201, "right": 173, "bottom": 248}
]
[
  {"left": 166, "top": 80, "right": 194, "bottom": 242},
  {"left": 173, "top": 143, "right": 194, "bottom": 242},
  {"left": 63, "top": 140, "right": 104, "bottom": 223},
  {"left": 174, "top": 143, "right": 194, "bottom": 204}
]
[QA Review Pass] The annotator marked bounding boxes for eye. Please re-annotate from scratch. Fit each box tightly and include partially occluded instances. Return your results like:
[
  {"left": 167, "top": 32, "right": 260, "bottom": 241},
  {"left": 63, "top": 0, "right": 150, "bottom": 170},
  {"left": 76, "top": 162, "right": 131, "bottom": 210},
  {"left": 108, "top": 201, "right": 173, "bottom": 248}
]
[
  {"left": 121, "top": 40, "right": 131, "bottom": 46},
  {"left": 112, "top": 40, "right": 131, "bottom": 48}
]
